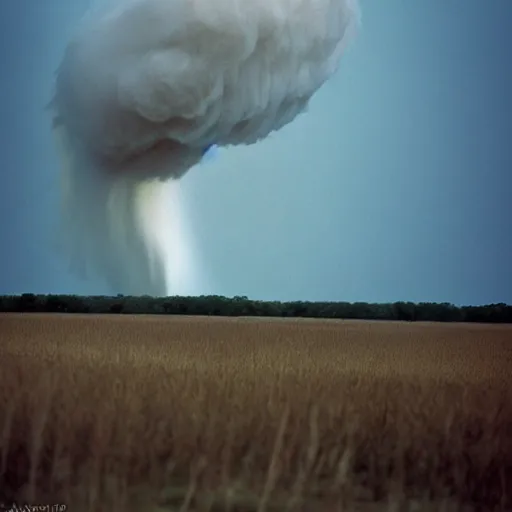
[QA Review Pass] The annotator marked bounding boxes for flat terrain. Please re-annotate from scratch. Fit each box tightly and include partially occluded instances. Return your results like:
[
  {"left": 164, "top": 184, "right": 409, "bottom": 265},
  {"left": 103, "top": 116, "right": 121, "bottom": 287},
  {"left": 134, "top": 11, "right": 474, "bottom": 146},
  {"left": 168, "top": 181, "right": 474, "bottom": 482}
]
[{"left": 0, "top": 313, "right": 511, "bottom": 511}]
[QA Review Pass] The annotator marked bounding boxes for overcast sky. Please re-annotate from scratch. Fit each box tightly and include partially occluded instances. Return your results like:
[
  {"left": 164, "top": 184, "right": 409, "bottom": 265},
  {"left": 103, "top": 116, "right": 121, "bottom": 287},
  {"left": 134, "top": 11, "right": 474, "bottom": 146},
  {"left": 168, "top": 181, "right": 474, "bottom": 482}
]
[{"left": 0, "top": 0, "right": 511, "bottom": 305}]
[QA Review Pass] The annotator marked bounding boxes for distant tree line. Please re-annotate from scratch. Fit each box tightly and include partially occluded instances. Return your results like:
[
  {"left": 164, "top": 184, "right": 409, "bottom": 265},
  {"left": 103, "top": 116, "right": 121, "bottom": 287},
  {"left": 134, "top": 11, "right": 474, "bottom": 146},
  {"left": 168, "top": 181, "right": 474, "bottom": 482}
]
[{"left": 0, "top": 294, "right": 511, "bottom": 323}]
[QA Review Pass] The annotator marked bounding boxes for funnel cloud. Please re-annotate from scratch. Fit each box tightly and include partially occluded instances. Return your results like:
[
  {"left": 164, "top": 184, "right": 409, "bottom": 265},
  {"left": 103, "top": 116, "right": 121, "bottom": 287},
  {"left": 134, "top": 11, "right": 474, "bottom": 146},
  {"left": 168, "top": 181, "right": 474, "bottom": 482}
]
[{"left": 51, "top": 0, "right": 360, "bottom": 296}]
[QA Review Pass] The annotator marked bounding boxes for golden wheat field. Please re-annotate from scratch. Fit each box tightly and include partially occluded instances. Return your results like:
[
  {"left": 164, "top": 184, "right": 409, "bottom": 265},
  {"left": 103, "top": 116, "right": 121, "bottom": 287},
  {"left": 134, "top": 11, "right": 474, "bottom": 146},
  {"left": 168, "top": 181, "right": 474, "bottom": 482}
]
[{"left": 0, "top": 313, "right": 511, "bottom": 512}]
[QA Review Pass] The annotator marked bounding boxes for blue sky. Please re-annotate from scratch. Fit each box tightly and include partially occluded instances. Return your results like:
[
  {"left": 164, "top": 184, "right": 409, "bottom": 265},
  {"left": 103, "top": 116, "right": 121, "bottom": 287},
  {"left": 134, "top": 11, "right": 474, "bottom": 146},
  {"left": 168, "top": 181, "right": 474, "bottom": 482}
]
[{"left": 0, "top": 0, "right": 511, "bottom": 305}]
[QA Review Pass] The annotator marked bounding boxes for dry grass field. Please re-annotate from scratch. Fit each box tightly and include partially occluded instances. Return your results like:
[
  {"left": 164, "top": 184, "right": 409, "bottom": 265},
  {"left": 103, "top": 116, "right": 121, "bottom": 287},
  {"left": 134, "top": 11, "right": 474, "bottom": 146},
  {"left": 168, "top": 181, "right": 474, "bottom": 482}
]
[{"left": 0, "top": 313, "right": 511, "bottom": 511}]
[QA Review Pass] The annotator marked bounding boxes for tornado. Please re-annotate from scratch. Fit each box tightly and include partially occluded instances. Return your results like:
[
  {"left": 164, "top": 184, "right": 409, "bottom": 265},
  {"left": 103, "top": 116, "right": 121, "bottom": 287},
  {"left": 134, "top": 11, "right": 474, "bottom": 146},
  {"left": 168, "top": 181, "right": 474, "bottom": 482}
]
[{"left": 50, "top": 0, "right": 360, "bottom": 296}]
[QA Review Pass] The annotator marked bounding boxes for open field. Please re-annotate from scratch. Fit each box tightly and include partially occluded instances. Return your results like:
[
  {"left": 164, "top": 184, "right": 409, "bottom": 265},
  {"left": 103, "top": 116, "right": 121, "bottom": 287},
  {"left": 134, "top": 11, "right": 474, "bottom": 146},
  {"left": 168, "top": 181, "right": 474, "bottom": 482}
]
[{"left": 0, "top": 313, "right": 511, "bottom": 511}]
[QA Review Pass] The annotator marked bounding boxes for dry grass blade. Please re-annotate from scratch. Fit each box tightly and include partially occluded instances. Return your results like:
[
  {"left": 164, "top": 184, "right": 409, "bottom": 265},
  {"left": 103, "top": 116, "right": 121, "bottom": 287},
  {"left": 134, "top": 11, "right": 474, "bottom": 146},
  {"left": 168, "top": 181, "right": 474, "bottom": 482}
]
[{"left": 0, "top": 313, "right": 511, "bottom": 512}]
